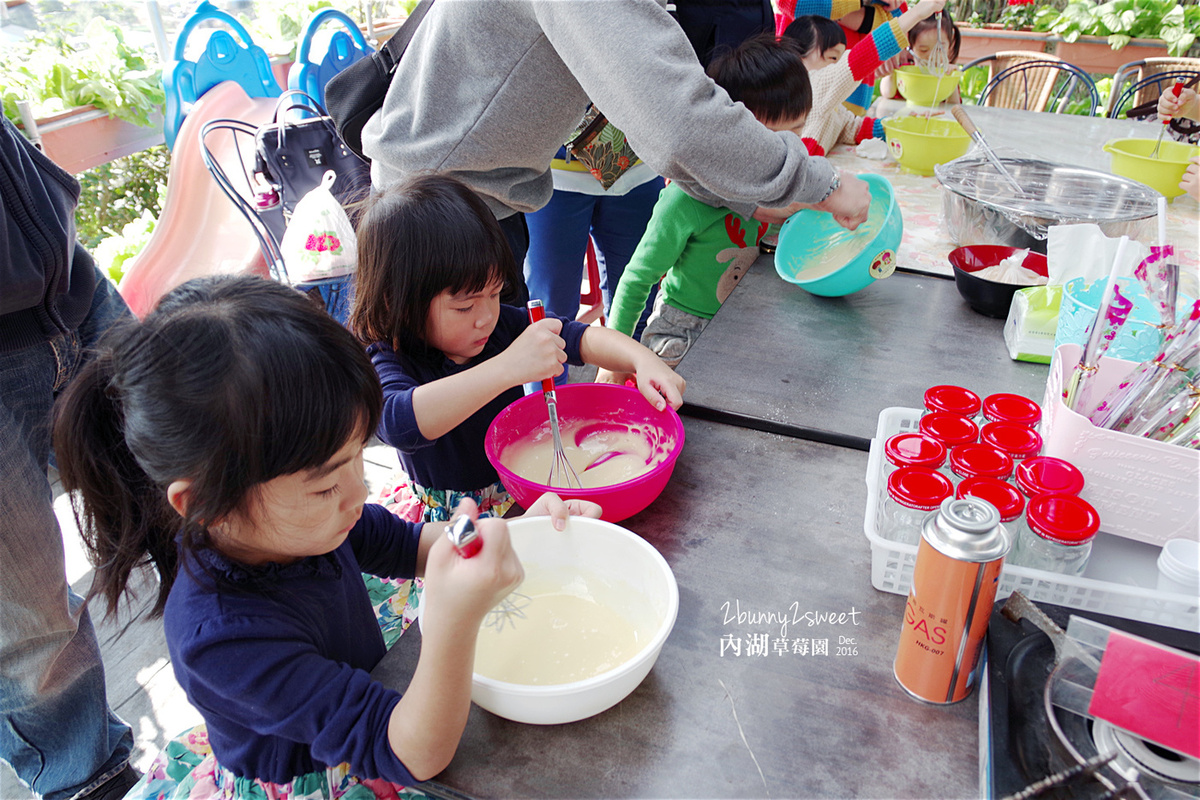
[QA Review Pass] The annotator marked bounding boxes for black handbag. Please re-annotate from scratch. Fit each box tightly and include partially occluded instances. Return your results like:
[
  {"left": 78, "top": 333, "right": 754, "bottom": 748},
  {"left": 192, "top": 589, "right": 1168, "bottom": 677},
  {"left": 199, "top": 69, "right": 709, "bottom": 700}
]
[
  {"left": 325, "top": 0, "right": 435, "bottom": 161},
  {"left": 254, "top": 91, "right": 372, "bottom": 220}
]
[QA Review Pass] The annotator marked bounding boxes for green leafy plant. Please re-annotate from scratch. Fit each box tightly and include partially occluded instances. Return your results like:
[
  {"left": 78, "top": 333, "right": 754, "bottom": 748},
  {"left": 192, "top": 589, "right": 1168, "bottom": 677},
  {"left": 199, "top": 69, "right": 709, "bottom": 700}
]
[
  {"left": 0, "top": 18, "right": 164, "bottom": 126},
  {"left": 75, "top": 145, "right": 169, "bottom": 252},
  {"left": 999, "top": 0, "right": 1040, "bottom": 30},
  {"left": 93, "top": 211, "right": 157, "bottom": 285},
  {"left": 1033, "top": 0, "right": 1200, "bottom": 55}
]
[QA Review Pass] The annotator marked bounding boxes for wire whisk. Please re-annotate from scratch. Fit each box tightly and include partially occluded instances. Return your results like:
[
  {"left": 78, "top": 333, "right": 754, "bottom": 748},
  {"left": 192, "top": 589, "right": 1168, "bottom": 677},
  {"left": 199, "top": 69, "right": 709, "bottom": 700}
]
[
  {"left": 526, "top": 300, "right": 583, "bottom": 489},
  {"left": 925, "top": 11, "right": 954, "bottom": 77},
  {"left": 447, "top": 516, "right": 532, "bottom": 632}
]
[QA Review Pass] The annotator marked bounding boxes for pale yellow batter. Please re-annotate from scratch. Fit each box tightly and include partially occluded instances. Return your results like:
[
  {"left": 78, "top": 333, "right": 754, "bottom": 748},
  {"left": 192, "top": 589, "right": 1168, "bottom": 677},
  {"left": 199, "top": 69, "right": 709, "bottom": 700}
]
[
  {"left": 474, "top": 572, "right": 647, "bottom": 685},
  {"left": 503, "top": 420, "right": 671, "bottom": 488},
  {"left": 793, "top": 201, "right": 886, "bottom": 279}
]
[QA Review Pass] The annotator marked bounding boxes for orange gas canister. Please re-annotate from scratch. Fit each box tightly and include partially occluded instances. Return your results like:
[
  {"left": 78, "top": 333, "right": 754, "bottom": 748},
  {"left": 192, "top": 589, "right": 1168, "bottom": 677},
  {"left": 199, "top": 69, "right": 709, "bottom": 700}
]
[{"left": 894, "top": 497, "right": 1011, "bottom": 704}]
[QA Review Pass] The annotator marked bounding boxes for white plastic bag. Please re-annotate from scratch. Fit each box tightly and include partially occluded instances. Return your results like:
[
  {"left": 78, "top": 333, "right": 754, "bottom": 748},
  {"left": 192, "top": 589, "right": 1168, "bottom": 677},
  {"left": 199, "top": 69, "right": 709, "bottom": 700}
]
[{"left": 280, "top": 171, "right": 357, "bottom": 283}]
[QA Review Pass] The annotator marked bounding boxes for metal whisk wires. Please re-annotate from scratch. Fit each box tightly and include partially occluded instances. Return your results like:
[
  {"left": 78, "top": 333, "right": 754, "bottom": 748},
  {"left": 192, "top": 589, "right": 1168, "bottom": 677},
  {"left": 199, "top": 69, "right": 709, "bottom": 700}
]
[
  {"left": 447, "top": 516, "right": 531, "bottom": 632},
  {"left": 926, "top": 11, "right": 953, "bottom": 76},
  {"left": 526, "top": 300, "right": 583, "bottom": 489}
]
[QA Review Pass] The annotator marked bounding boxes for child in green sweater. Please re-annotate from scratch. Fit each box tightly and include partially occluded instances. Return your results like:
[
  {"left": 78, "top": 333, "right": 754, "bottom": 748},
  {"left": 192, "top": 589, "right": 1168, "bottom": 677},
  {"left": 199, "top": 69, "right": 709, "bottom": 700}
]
[{"left": 606, "top": 34, "right": 816, "bottom": 366}]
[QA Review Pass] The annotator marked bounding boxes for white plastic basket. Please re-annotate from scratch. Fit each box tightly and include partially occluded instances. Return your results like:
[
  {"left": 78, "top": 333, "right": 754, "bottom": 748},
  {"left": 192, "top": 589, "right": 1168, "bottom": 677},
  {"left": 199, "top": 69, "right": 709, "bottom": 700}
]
[{"left": 864, "top": 407, "right": 1200, "bottom": 632}]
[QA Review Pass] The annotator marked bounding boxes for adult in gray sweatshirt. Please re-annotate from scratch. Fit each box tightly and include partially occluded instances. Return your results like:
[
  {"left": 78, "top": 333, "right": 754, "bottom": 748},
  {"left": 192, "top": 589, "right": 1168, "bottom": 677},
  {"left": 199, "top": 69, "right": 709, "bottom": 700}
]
[{"left": 361, "top": 0, "right": 870, "bottom": 230}]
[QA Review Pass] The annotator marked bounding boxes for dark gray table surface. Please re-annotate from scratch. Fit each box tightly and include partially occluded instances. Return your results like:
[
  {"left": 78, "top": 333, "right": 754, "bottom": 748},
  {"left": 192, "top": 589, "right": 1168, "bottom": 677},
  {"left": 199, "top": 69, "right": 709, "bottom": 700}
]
[
  {"left": 676, "top": 257, "right": 1050, "bottom": 445},
  {"left": 373, "top": 418, "right": 978, "bottom": 799}
]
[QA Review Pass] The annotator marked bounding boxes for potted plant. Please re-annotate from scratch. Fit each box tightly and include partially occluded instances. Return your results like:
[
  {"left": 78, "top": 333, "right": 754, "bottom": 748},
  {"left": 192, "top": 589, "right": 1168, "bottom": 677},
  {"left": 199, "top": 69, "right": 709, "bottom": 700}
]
[
  {"left": 1, "top": 18, "right": 165, "bottom": 174},
  {"left": 1032, "top": 0, "right": 1192, "bottom": 72}
]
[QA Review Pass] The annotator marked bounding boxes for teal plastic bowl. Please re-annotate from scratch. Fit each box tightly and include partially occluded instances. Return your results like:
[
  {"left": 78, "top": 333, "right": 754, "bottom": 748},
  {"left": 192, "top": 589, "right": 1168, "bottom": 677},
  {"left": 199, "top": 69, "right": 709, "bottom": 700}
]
[{"left": 774, "top": 174, "right": 903, "bottom": 297}]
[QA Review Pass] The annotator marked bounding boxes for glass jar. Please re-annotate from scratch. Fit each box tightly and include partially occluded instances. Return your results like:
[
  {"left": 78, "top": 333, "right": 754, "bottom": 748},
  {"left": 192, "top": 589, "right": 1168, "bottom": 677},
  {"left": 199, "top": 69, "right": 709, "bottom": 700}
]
[
  {"left": 1009, "top": 493, "right": 1100, "bottom": 576},
  {"left": 918, "top": 412, "right": 979, "bottom": 450},
  {"left": 884, "top": 433, "right": 947, "bottom": 475},
  {"left": 923, "top": 385, "right": 982, "bottom": 419},
  {"left": 1014, "top": 456, "right": 1085, "bottom": 499},
  {"left": 982, "top": 393, "right": 1042, "bottom": 428},
  {"left": 956, "top": 477, "right": 1025, "bottom": 525},
  {"left": 881, "top": 467, "right": 954, "bottom": 547},
  {"left": 882, "top": 433, "right": 947, "bottom": 506},
  {"left": 980, "top": 421, "right": 1042, "bottom": 464},
  {"left": 948, "top": 443, "right": 1014, "bottom": 483}
]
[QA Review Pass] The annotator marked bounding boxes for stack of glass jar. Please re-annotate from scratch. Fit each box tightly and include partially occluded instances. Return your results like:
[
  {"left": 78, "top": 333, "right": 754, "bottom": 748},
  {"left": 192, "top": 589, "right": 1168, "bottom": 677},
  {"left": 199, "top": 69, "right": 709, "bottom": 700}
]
[{"left": 879, "top": 385, "right": 1101, "bottom": 576}]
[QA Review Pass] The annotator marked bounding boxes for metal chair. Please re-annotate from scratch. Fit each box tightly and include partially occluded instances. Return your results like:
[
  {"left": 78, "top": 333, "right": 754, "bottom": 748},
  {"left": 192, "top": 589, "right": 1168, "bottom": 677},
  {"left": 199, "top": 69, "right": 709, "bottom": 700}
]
[
  {"left": 1105, "top": 57, "right": 1200, "bottom": 119},
  {"left": 964, "top": 51, "right": 1100, "bottom": 115}
]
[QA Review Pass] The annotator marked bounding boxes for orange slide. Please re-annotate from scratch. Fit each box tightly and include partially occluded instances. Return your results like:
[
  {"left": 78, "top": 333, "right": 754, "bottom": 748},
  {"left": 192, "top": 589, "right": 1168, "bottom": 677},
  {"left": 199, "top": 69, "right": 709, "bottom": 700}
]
[{"left": 119, "top": 81, "right": 278, "bottom": 317}]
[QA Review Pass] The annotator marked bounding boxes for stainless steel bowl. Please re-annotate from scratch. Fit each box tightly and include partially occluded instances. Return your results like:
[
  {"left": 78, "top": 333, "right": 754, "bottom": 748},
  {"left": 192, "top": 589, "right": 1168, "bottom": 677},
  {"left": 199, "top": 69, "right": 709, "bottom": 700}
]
[{"left": 936, "top": 157, "right": 1159, "bottom": 253}]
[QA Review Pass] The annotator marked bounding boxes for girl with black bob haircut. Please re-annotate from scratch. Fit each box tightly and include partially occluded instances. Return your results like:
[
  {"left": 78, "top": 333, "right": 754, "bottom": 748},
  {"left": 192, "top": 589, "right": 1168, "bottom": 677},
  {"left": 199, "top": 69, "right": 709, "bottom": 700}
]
[
  {"left": 348, "top": 172, "right": 685, "bottom": 524},
  {"left": 54, "top": 274, "right": 592, "bottom": 797}
]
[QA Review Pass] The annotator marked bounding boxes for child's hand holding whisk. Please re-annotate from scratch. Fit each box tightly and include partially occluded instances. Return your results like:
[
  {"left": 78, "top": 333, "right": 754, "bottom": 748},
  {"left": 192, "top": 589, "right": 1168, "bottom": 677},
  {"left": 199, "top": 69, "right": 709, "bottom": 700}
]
[
  {"left": 421, "top": 499, "right": 525, "bottom": 631},
  {"left": 499, "top": 315, "right": 573, "bottom": 385},
  {"left": 1158, "top": 86, "right": 1200, "bottom": 125}
]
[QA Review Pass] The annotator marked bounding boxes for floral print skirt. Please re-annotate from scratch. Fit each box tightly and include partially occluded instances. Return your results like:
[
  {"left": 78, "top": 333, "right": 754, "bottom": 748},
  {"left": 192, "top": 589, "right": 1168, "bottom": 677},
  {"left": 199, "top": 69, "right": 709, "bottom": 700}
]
[{"left": 122, "top": 726, "right": 432, "bottom": 800}]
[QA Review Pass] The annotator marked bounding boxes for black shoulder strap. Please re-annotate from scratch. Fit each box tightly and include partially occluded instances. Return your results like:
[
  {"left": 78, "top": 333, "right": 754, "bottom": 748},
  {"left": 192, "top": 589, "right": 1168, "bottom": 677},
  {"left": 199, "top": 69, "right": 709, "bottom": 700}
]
[{"left": 379, "top": 0, "right": 436, "bottom": 73}]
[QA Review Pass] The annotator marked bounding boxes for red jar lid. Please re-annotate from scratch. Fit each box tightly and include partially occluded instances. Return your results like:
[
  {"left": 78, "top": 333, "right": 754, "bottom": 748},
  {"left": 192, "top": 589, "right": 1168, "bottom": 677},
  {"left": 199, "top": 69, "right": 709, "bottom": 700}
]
[
  {"left": 886, "top": 466, "right": 955, "bottom": 511},
  {"left": 1026, "top": 493, "right": 1100, "bottom": 545},
  {"left": 982, "top": 393, "right": 1042, "bottom": 426},
  {"left": 956, "top": 477, "right": 1025, "bottom": 522},
  {"left": 1015, "top": 456, "right": 1085, "bottom": 498},
  {"left": 949, "top": 443, "right": 1014, "bottom": 481},
  {"left": 884, "top": 433, "right": 947, "bottom": 470},
  {"left": 980, "top": 421, "right": 1043, "bottom": 460},
  {"left": 924, "top": 385, "right": 982, "bottom": 418},
  {"left": 918, "top": 412, "right": 979, "bottom": 448}
]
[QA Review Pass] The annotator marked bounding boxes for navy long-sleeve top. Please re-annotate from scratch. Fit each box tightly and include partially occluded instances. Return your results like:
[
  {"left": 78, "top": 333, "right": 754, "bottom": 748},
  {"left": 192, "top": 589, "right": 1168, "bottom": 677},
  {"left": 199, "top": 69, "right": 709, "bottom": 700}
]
[
  {"left": 163, "top": 504, "right": 423, "bottom": 783},
  {"left": 369, "top": 303, "right": 588, "bottom": 492}
]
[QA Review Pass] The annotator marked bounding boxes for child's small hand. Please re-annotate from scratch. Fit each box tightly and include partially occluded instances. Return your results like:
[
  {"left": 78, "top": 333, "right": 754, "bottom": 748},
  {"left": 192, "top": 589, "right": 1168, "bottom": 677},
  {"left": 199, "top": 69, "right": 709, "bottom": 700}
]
[
  {"left": 631, "top": 355, "right": 686, "bottom": 412},
  {"left": 915, "top": 0, "right": 947, "bottom": 19},
  {"left": 1181, "top": 156, "right": 1200, "bottom": 201},
  {"left": 506, "top": 317, "right": 569, "bottom": 385},
  {"left": 522, "top": 492, "right": 603, "bottom": 530},
  {"left": 1158, "top": 87, "right": 1200, "bottom": 124}
]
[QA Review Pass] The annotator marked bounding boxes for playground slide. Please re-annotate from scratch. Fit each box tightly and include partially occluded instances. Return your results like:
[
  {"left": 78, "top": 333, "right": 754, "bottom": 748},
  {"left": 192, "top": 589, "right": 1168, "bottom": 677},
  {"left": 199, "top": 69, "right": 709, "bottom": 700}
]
[{"left": 119, "top": 81, "right": 279, "bottom": 317}]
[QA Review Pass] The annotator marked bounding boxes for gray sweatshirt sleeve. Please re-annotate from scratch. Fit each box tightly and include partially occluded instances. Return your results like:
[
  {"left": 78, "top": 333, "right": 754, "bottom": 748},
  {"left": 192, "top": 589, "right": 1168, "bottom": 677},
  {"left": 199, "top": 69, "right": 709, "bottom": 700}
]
[{"left": 531, "top": 0, "right": 836, "bottom": 217}]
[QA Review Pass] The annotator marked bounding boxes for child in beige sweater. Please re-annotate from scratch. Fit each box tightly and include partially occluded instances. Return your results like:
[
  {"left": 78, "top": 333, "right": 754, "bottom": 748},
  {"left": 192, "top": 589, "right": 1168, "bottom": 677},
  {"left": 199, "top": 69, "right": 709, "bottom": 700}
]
[{"left": 783, "top": 0, "right": 948, "bottom": 155}]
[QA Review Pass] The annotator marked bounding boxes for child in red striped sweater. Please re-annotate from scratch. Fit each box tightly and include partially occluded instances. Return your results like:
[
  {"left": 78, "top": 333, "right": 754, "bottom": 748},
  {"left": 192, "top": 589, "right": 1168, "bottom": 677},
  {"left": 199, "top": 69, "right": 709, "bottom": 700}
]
[{"left": 783, "top": 0, "right": 947, "bottom": 156}]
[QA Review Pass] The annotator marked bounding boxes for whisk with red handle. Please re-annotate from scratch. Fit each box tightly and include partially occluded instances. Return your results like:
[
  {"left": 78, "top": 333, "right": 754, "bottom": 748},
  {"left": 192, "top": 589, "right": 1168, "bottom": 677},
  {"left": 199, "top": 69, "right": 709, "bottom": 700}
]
[
  {"left": 1151, "top": 82, "right": 1185, "bottom": 159},
  {"left": 447, "top": 515, "right": 529, "bottom": 632},
  {"left": 526, "top": 300, "right": 582, "bottom": 489}
]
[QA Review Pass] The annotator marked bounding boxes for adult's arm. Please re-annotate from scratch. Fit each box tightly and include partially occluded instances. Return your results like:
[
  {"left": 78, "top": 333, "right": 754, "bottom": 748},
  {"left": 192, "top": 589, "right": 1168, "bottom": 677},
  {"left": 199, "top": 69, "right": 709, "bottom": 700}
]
[{"left": 532, "top": 0, "right": 838, "bottom": 218}]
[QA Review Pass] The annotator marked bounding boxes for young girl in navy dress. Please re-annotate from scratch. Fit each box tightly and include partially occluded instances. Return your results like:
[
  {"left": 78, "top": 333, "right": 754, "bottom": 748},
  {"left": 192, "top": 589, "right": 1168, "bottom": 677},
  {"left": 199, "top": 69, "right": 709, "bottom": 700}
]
[
  {"left": 349, "top": 172, "right": 685, "bottom": 524},
  {"left": 55, "top": 275, "right": 597, "bottom": 799}
]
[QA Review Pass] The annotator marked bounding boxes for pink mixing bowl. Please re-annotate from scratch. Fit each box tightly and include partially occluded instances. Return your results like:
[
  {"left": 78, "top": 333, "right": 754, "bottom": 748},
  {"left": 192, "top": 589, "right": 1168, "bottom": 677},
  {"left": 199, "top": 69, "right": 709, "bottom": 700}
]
[{"left": 485, "top": 383, "right": 685, "bottom": 522}]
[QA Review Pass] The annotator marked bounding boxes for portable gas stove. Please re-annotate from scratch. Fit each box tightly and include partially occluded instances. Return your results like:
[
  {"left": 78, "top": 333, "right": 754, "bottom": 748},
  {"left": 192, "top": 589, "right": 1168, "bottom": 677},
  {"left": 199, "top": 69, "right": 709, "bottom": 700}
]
[{"left": 983, "top": 599, "right": 1200, "bottom": 799}]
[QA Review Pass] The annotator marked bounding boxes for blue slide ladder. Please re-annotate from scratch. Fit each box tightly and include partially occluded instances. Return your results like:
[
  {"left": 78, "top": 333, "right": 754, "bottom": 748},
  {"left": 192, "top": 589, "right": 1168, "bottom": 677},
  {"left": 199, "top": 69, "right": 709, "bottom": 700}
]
[
  {"left": 288, "top": 9, "right": 374, "bottom": 110},
  {"left": 162, "top": 1, "right": 282, "bottom": 150}
]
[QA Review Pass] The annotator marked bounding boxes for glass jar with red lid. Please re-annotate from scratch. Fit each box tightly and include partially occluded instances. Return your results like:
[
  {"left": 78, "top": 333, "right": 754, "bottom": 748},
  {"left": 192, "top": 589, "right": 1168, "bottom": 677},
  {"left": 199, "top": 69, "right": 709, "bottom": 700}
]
[
  {"left": 881, "top": 433, "right": 947, "bottom": 505},
  {"left": 923, "top": 385, "right": 982, "bottom": 419},
  {"left": 980, "top": 421, "right": 1043, "bottom": 463},
  {"left": 982, "top": 393, "right": 1042, "bottom": 428},
  {"left": 956, "top": 477, "right": 1025, "bottom": 525},
  {"left": 918, "top": 412, "right": 979, "bottom": 450},
  {"left": 948, "top": 443, "right": 1014, "bottom": 482},
  {"left": 1009, "top": 493, "right": 1100, "bottom": 575},
  {"left": 1014, "top": 456, "right": 1085, "bottom": 498},
  {"left": 881, "top": 467, "right": 955, "bottom": 546}
]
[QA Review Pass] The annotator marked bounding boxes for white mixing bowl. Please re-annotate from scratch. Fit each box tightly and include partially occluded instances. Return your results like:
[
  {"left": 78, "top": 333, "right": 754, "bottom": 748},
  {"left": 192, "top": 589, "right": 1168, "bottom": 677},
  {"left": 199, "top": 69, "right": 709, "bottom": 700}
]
[{"left": 470, "top": 515, "right": 678, "bottom": 725}]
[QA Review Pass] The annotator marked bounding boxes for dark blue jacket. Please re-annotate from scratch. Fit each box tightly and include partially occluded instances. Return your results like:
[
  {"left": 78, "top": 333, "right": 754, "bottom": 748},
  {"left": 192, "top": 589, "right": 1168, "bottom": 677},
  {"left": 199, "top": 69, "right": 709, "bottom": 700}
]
[{"left": 0, "top": 116, "right": 98, "bottom": 352}]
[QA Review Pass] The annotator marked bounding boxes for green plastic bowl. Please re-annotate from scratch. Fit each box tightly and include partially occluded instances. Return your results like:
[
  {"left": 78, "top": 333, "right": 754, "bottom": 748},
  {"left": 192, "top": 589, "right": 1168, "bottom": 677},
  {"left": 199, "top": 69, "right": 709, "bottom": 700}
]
[
  {"left": 774, "top": 174, "right": 903, "bottom": 297},
  {"left": 895, "top": 66, "right": 962, "bottom": 107},
  {"left": 1103, "top": 137, "right": 1199, "bottom": 200},
  {"left": 883, "top": 116, "right": 972, "bottom": 176}
]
